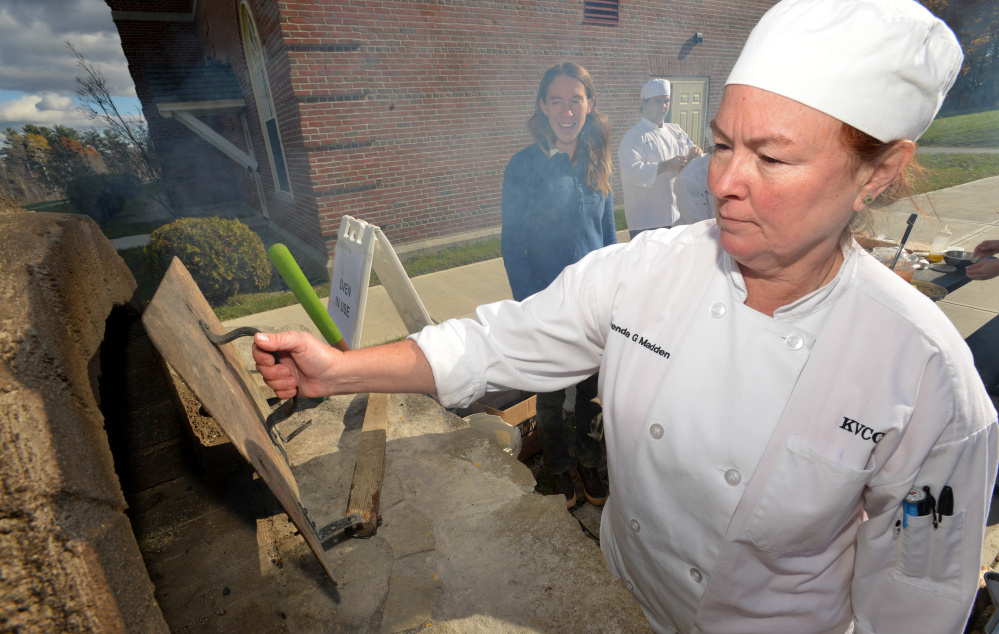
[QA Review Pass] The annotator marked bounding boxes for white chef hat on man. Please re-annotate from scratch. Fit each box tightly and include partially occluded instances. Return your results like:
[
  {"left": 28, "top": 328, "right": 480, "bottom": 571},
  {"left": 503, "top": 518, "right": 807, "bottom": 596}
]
[
  {"left": 641, "top": 78, "right": 671, "bottom": 100},
  {"left": 726, "top": 0, "right": 963, "bottom": 142}
]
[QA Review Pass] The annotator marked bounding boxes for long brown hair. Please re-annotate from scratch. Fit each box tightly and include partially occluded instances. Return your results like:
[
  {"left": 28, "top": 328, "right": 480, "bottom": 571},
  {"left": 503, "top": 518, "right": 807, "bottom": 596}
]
[{"left": 527, "top": 62, "right": 612, "bottom": 195}]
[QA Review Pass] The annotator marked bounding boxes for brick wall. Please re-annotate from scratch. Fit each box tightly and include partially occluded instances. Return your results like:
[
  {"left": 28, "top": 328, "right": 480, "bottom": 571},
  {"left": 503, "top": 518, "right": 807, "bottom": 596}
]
[
  {"left": 279, "top": 0, "right": 776, "bottom": 254},
  {"left": 113, "top": 0, "right": 777, "bottom": 258},
  {"left": 109, "top": 5, "right": 249, "bottom": 212}
]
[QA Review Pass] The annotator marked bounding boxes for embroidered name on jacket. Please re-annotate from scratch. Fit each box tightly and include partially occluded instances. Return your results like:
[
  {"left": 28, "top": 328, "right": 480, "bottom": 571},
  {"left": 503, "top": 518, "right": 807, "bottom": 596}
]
[
  {"left": 839, "top": 416, "right": 884, "bottom": 444},
  {"left": 610, "top": 322, "right": 671, "bottom": 359}
]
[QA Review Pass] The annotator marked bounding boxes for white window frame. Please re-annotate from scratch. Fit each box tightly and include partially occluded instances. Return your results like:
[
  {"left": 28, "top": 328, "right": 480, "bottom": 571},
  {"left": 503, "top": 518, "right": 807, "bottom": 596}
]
[{"left": 240, "top": 2, "right": 292, "bottom": 200}]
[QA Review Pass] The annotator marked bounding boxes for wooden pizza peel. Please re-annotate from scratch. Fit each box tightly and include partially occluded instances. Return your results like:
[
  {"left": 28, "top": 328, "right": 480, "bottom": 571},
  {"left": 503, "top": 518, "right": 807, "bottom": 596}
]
[{"left": 141, "top": 257, "right": 376, "bottom": 585}]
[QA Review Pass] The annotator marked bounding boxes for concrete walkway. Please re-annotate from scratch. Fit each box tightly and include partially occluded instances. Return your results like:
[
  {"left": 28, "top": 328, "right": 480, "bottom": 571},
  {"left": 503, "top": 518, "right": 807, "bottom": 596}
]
[
  {"left": 110, "top": 233, "right": 151, "bottom": 249},
  {"left": 871, "top": 175, "right": 999, "bottom": 338}
]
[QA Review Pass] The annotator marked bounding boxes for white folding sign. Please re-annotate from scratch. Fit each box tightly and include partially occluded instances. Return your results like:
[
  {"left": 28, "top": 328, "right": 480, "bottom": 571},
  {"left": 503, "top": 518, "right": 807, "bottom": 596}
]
[
  {"left": 328, "top": 217, "right": 375, "bottom": 349},
  {"left": 329, "top": 216, "right": 434, "bottom": 349}
]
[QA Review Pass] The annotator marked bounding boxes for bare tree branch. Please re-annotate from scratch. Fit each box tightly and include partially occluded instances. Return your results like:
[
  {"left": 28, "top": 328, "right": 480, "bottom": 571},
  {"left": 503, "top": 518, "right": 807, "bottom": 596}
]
[{"left": 69, "top": 41, "right": 174, "bottom": 215}]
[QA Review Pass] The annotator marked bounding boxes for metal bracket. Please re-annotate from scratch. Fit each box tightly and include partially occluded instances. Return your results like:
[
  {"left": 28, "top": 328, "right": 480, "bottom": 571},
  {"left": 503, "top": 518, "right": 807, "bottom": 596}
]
[{"left": 315, "top": 513, "right": 364, "bottom": 541}]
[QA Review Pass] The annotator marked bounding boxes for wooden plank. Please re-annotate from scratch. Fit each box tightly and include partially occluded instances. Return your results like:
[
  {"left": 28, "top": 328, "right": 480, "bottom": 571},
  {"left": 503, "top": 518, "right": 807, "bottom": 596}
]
[
  {"left": 141, "top": 257, "right": 338, "bottom": 584},
  {"left": 345, "top": 392, "right": 389, "bottom": 537}
]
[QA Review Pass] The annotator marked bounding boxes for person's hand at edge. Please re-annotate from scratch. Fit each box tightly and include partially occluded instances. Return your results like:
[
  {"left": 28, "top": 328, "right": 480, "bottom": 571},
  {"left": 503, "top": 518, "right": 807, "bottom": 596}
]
[
  {"left": 253, "top": 331, "right": 341, "bottom": 399},
  {"left": 253, "top": 333, "right": 439, "bottom": 399},
  {"left": 966, "top": 258, "right": 999, "bottom": 281},
  {"left": 973, "top": 240, "right": 999, "bottom": 258},
  {"left": 658, "top": 155, "right": 688, "bottom": 174}
]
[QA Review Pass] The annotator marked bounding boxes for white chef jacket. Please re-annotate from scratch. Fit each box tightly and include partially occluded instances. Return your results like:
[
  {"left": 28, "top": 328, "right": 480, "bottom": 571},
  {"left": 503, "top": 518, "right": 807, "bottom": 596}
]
[
  {"left": 412, "top": 221, "right": 998, "bottom": 633},
  {"left": 674, "top": 153, "right": 713, "bottom": 226},
  {"left": 619, "top": 118, "right": 697, "bottom": 231}
]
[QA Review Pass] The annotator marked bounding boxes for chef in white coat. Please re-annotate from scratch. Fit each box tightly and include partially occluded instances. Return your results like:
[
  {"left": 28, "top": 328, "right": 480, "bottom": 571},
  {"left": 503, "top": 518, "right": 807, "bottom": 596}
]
[
  {"left": 619, "top": 79, "right": 703, "bottom": 238},
  {"left": 674, "top": 153, "right": 712, "bottom": 226},
  {"left": 253, "top": 0, "right": 998, "bottom": 631}
]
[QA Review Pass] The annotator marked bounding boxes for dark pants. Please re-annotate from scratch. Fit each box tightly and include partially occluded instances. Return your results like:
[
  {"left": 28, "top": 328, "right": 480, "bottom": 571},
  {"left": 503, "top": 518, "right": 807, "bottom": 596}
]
[{"left": 537, "top": 373, "right": 602, "bottom": 474}]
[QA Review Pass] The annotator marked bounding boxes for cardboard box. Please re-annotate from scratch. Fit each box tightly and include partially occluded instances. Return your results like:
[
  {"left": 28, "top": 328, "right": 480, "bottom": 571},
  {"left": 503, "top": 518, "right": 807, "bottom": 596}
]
[{"left": 470, "top": 390, "right": 540, "bottom": 461}]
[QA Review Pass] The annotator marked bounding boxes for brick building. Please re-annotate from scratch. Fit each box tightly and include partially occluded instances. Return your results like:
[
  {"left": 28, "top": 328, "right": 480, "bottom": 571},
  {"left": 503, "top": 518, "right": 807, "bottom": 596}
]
[{"left": 108, "top": 0, "right": 777, "bottom": 270}]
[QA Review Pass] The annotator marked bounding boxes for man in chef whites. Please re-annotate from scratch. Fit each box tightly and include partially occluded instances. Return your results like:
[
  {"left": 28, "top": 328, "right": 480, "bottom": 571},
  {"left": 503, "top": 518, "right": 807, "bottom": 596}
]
[{"left": 618, "top": 79, "right": 703, "bottom": 239}]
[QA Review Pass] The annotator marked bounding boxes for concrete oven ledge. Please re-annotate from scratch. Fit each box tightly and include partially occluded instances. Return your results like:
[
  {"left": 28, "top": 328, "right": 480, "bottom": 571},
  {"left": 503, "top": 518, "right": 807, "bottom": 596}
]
[{"left": 0, "top": 210, "right": 169, "bottom": 632}]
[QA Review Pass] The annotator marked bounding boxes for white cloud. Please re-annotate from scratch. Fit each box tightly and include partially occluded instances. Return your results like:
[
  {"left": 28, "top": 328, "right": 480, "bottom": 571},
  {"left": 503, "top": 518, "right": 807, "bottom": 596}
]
[
  {"left": 0, "top": 0, "right": 138, "bottom": 132},
  {"left": 0, "top": 93, "right": 93, "bottom": 130},
  {"left": 37, "top": 93, "right": 74, "bottom": 111}
]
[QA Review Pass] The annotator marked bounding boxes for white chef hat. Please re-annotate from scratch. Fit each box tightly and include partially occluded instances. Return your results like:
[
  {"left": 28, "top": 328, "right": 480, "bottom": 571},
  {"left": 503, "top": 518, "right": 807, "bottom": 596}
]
[
  {"left": 725, "top": 0, "right": 963, "bottom": 142},
  {"left": 641, "top": 78, "right": 671, "bottom": 100}
]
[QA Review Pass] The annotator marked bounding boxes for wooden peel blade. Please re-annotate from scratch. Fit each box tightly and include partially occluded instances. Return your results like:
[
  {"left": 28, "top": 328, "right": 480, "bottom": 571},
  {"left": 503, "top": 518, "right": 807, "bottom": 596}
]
[{"left": 141, "top": 257, "right": 340, "bottom": 585}]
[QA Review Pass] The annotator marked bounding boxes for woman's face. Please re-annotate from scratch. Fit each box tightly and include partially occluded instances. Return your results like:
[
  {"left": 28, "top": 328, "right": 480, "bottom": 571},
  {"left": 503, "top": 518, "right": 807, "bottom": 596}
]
[
  {"left": 539, "top": 75, "right": 593, "bottom": 155},
  {"left": 709, "top": 84, "right": 867, "bottom": 273}
]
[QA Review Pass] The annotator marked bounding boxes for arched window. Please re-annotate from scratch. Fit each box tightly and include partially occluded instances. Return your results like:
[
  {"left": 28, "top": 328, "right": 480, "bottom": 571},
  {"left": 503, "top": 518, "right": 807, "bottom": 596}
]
[{"left": 240, "top": 2, "right": 291, "bottom": 195}]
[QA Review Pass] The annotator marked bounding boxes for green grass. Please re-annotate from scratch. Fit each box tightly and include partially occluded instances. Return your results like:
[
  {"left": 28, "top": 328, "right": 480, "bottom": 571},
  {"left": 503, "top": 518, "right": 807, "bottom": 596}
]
[
  {"left": 916, "top": 154, "right": 999, "bottom": 192},
  {"left": 920, "top": 108, "right": 999, "bottom": 148},
  {"left": 23, "top": 199, "right": 74, "bottom": 213},
  {"left": 614, "top": 206, "right": 627, "bottom": 231},
  {"left": 21, "top": 181, "right": 190, "bottom": 239},
  {"left": 212, "top": 284, "right": 330, "bottom": 322},
  {"left": 379, "top": 239, "right": 501, "bottom": 280}
]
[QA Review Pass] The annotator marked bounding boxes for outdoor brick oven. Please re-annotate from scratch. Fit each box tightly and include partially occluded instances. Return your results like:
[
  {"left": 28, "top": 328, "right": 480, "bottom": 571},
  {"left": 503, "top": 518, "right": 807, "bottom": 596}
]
[{"left": 0, "top": 209, "right": 172, "bottom": 632}]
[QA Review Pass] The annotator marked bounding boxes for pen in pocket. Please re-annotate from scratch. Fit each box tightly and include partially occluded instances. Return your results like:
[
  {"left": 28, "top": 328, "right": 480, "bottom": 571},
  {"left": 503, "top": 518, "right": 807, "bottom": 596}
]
[
  {"left": 938, "top": 485, "right": 954, "bottom": 521},
  {"left": 922, "top": 486, "right": 937, "bottom": 529}
]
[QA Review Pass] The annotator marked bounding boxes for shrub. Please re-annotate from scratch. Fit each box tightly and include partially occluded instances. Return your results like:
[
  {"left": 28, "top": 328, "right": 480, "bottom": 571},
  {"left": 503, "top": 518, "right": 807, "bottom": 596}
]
[
  {"left": 144, "top": 217, "right": 271, "bottom": 305},
  {"left": 66, "top": 172, "right": 142, "bottom": 226}
]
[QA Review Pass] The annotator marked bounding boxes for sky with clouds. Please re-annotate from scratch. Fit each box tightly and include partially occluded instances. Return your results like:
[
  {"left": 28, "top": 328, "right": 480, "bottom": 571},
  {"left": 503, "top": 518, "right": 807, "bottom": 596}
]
[{"left": 0, "top": 0, "right": 141, "bottom": 133}]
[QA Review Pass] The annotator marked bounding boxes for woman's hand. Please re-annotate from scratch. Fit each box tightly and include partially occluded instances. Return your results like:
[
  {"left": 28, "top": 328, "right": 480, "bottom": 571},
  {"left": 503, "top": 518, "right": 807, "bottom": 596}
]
[
  {"left": 659, "top": 155, "right": 689, "bottom": 174},
  {"left": 973, "top": 240, "right": 999, "bottom": 258},
  {"left": 965, "top": 259, "right": 999, "bottom": 281},
  {"left": 253, "top": 335, "right": 438, "bottom": 399},
  {"left": 252, "top": 331, "right": 341, "bottom": 399}
]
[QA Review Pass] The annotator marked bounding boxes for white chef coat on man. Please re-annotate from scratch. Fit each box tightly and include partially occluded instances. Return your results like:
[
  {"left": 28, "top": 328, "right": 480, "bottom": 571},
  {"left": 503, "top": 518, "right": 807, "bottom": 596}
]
[
  {"left": 618, "top": 79, "right": 701, "bottom": 236},
  {"left": 413, "top": 222, "right": 997, "bottom": 633},
  {"left": 674, "top": 153, "right": 713, "bottom": 226}
]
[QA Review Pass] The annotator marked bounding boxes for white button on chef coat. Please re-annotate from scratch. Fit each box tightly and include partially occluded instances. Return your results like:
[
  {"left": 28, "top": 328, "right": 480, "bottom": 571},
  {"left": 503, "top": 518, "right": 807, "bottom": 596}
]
[
  {"left": 785, "top": 334, "right": 804, "bottom": 350},
  {"left": 709, "top": 302, "right": 726, "bottom": 318},
  {"left": 631, "top": 519, "right": 641, "bottom": 533},
  {"left": 689, "top": 568, "right": 703, "bottom": 583},
  {"left": 650, "top": 424, "right": 664, "bottom": 439},
  {"left": 724, "top": 469, "right": 742, "bottom": 486}
]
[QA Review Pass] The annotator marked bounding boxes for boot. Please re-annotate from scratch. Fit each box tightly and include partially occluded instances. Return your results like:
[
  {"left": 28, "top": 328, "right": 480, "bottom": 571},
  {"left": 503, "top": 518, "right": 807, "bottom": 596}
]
[
  {"left": 550, "top": 470, "right": 576, "bottom": 509},
  {"left": 576, "top": 465, "right": 608, "bottom": 506}
]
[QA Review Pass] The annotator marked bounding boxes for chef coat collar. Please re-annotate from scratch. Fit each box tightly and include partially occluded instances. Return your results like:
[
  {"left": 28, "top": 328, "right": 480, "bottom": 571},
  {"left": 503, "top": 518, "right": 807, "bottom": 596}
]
[
  {"left": 725, "top": 242, "right": 859, "bottom": 319},
  {"left": 635, "top": 117, "right": 663, "bottom": 132}
]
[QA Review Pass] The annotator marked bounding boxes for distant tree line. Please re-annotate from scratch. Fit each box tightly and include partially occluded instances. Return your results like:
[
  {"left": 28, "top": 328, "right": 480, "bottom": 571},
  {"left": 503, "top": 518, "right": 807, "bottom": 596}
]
[
  {"left": 1, "top": 43, "right": 171, "bottom": 218},
  {"left": 0, "top": 123, "right": 158, "bottom": 204},
  {"left": 921, "top": 0, "right": 999, "bottom": 112}
]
